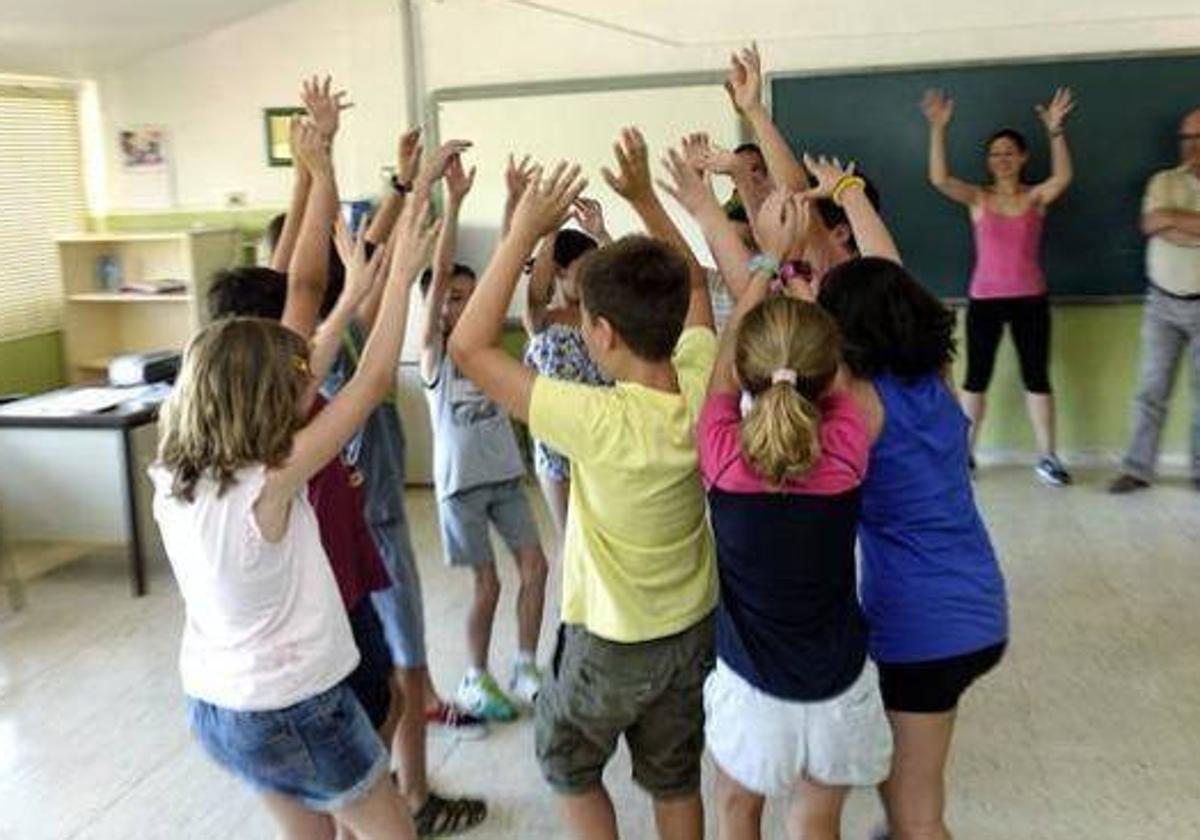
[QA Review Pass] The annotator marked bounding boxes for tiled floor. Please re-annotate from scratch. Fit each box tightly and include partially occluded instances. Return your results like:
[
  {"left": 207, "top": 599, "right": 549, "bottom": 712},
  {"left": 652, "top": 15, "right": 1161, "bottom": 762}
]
[{"left": 1, "top": 468, "right": 1198, "bottom": 839}]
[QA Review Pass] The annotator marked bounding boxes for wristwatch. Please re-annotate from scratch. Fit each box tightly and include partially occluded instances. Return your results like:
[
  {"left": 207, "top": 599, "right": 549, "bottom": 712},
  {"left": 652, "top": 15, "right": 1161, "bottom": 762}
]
[{"left": 390, "top": 173, "right": 413, "bottom": 195}]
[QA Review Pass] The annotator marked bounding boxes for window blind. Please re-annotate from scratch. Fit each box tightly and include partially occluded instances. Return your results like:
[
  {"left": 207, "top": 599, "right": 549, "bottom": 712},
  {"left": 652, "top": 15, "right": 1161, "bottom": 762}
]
[{"left": 0, "top": 85, "right": 84, "bottom": 341}]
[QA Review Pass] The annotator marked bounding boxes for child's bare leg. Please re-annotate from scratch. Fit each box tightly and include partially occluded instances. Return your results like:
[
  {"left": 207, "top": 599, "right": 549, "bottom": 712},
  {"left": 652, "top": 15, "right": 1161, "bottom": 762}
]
[
  {"left": 468, "top": 562, "right": 501, "bottom": 670},
  {"left": 561, "top": 785, "right": 619, "bottom": 840},
  {"left": 786, "top": 777, "right": 848, "bottom": 840},
  {"left": 514, "top": 545, "right": 548, "bottom": 657},
  {"left": 260, "top": 792, "right": 335, "bottom": 840},
  {"left": 715, "top": 767, "right": 764, "bottom": 840}
]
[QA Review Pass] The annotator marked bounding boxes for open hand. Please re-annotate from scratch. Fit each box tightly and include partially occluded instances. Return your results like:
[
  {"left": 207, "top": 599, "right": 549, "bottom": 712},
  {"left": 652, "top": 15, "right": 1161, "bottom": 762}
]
[
  {"left": 724, "top": 43, "right": 763, "bottom": 115},
  {"left": 571, "top": 197, "right": 608, "bottom": 240},
  {"left": 505, "top": 154, "right": 536, "bottom": 206},
  {"left": 301, "top": 75, "right": 353, "bottom": 140},
  {"left": 1036, "top": 87, "right": 1076, "bottom": 133},
  {"left": 333, "top": 216, "right": 388, "bottom": 309},
  {"left": 445, "top": 153, "right": 477, "bottom": 205},
  {"left": 921, "top": 89, "right": 954, "bottom": 129},
  {"left": 416, "top": 139, "right": 473, "bottom": 193},
  {"left": 799, "top": 153, "right": 855, "bottom": 200},
  {"left": 656, "top": 145, "right": 719, "bottom": 218},
  {"left": 601, "top": 127, "right": 654, "bottom": 205},
  {"left": 511, "top": 161, "right": 589, "bottom": 241},
  {"left": 754, "top": 187, "right": 807, "bottom": 264}
]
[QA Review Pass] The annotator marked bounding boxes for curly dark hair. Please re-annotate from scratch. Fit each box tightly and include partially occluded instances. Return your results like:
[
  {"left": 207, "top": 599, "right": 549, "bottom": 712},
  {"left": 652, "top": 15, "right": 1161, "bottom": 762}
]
[{"left": 816, "top": 257, "right": 955, "bottom": 379}]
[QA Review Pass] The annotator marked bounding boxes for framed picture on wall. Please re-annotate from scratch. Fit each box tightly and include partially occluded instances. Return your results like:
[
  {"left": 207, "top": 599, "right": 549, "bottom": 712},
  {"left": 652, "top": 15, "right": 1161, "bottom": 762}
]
[
  {"left": 263, "top": 107, "right": 304, "bottom": 166},
  {"left": 118, "top": 126, "right": 168, "bottom": 172}
]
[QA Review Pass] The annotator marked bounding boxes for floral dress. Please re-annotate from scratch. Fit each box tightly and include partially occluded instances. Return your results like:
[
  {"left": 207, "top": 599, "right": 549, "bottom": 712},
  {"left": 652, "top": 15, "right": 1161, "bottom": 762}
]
[{"left": 523, "top": 322, "right": 611, "bottom": 481}]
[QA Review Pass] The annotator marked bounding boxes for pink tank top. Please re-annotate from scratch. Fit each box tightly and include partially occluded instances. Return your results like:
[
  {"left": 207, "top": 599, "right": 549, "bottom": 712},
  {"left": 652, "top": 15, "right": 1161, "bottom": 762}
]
[{"left": 969, "top": 204, "right": 1046, "bottom": 299}]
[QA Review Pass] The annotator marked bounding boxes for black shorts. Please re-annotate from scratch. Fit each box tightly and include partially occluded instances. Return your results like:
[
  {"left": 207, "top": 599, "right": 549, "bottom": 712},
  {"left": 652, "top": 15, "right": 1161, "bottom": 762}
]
[
  {"left": 877, "top": 642, "right": 1006, "bottom": 714},
  {"left": 345, "top": 598, "right": 394, "bottom": 730},
  {"left": 964, "top": 296, "right": 1051, "bottom": 394}
]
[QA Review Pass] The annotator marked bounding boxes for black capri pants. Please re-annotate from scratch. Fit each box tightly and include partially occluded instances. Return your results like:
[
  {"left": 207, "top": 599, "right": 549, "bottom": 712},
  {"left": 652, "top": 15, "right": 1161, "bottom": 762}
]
[{"left": 963, "top": 295, "right": 1052, "bottom": 394}]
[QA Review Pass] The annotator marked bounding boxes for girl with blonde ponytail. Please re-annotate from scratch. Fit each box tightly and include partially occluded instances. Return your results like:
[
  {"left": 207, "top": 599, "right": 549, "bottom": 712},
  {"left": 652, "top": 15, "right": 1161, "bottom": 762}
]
[{"left": 695, "top": 189, "right": 892, "bottom": 840}]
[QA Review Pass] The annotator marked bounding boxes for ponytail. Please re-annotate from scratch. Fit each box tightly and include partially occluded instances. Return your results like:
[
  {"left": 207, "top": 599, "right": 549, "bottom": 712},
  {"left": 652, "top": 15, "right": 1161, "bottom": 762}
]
[{"left": 740, "top": 380, "right": 822, "bottom": 487}]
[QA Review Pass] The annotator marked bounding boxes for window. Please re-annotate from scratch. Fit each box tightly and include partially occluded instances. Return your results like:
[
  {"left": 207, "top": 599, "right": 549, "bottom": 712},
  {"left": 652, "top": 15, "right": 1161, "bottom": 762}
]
[{"left": 0, "top": 84, "right": 84, "bottom": 341}]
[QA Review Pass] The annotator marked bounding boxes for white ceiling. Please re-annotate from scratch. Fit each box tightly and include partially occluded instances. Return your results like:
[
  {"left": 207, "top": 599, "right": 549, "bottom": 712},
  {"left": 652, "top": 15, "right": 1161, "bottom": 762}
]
[{"left": 0, "top": 0, "right": 289, "bottom": 77}]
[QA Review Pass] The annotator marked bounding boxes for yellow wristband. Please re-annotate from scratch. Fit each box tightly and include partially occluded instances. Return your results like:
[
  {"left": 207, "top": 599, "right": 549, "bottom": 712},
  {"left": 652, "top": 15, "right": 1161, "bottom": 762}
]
[{"left": 831, "top": 175, "right": 866, "bottom": 206}]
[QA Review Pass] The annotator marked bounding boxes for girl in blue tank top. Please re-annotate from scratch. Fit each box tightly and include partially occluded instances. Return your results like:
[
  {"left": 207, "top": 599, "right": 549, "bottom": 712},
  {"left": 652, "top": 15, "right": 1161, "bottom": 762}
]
[{"left": 818, "top": 256, "right": 1008, "bottom": 840}]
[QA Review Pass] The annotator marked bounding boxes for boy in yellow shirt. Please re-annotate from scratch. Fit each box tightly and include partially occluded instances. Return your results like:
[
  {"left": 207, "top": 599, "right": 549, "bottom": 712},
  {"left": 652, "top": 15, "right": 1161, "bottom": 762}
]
[{"left": 448, "top": 129, "right": 717, "bottom": 840}]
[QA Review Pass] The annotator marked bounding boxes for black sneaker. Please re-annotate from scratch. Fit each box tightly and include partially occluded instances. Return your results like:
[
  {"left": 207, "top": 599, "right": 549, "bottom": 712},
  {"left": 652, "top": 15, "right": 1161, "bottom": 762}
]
[
  {"left": 1108, "top": 473, "right": 1150, "bottom": 495},
  {"left": 1035, "top": 455, "right": 1072, "bottom": 487}
]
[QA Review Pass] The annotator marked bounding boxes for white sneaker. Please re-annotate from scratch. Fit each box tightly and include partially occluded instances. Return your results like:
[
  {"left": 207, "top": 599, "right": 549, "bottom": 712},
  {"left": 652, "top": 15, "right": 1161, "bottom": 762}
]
[
  {"left": 456, "top": 671, "right": 519, "bottom": 722},
  {"left": 508, "top": 661, "right": 542, "bottom": 707}
]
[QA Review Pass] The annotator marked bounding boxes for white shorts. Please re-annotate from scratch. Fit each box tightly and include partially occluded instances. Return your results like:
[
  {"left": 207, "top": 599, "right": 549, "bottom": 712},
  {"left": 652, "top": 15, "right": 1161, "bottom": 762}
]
[{"left": 704, "top": 658, "right": 893, "bottom": 796}]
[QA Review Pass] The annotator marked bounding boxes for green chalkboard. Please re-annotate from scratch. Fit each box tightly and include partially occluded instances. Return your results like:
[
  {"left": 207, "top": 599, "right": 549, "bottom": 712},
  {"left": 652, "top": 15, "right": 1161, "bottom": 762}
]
[{"left": 770, "top": 53, "right": 1200, "bottom": 300}]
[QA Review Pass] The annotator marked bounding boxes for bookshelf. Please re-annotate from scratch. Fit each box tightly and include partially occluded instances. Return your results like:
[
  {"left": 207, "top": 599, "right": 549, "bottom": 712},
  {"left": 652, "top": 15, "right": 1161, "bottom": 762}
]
[{"left": 56, "top": 229, "right": 239, "bottom": 383}]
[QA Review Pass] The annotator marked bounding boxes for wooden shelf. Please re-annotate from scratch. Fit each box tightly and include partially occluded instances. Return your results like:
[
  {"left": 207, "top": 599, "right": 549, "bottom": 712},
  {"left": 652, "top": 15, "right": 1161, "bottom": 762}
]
[
  {"left": 68, "top": 293, "right": 191, "bottom": 303},
  {"left": 56, "top": 229, "right": 233, "bottom": 244}
]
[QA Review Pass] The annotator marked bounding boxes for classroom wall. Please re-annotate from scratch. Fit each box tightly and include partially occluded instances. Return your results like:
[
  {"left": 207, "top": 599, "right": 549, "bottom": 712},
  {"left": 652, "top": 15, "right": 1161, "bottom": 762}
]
[
  {"left": 96, "top": 0, "right": 409, "bottom": 212},
  {"left": 0, "top": 332, "right": 65, "bottom": 397}
]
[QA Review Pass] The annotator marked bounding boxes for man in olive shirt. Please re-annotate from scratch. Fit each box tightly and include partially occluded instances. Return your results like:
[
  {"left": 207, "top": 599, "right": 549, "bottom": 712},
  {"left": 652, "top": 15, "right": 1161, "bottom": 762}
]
[{"left": 1111, "top": 109, "right": 1200, "bottom": 493}]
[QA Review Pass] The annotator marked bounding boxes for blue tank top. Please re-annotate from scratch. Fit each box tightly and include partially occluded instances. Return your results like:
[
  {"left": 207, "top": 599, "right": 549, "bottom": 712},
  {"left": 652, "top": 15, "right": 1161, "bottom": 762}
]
[{"left": 860, "top": 373, "right": 1008, "bottom": 664}]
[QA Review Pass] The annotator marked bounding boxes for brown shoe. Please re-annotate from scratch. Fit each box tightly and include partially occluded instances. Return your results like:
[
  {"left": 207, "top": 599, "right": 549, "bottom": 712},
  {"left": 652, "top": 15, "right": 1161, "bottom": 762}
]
[{"left": 1108, "top": 474, "right": 1150, "bottom": 494}]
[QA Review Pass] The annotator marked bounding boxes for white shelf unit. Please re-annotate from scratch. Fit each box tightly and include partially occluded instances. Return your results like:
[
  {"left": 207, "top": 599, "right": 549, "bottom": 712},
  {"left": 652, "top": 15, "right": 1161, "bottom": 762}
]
[{"left": 56, "top": 230, "right": 239, "bottom": 382}]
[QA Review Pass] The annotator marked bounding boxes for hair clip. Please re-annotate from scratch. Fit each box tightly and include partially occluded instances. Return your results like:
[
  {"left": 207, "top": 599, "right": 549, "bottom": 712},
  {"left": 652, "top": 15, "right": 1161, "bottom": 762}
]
[{"left": 291, "top": 354, "right": 311, "bottom": 374}]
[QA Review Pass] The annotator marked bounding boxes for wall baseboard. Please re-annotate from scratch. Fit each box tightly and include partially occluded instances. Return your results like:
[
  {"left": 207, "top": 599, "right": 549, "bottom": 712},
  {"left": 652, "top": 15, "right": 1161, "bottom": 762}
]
[{"left": 975, "top": 448, "right": 1191, "bottom": 474}]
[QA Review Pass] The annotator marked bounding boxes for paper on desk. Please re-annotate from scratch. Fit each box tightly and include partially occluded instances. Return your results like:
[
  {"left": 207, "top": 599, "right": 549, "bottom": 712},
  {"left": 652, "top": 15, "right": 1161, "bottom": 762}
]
[{"left": 1, "top": 384, "right": 169, "bottom": 417}]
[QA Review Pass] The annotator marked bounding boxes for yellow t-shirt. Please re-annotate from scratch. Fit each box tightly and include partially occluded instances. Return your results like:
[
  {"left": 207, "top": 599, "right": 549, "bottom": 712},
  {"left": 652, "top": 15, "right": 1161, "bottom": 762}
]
[
  {"left": 1143, "top": 166, "right": 1200, "bottom": 297},
  {"left": 528, "top": 327, "right": 719, "bottom": 643}
]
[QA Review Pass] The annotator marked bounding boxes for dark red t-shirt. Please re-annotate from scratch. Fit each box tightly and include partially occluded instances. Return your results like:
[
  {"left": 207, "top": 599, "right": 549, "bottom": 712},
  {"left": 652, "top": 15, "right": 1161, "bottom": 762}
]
[{"left": 307, "top": 396, "right": 391, "bottom": 608}]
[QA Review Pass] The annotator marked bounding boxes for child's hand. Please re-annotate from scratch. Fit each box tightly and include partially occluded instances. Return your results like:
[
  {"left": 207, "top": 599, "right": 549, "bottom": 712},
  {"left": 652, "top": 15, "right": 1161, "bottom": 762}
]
[
  {"left": 723, "top": 43, "right": 763, "bottom": 115},
  {"left": 602, "top": 127, "right": 655, "bottom": 205},
  {"left": 292, "top": 117, "right": 332, "bottom": 177},
  {"left": 799, "top": 153, "right": 855, "bottom": 200},
  {"left": 921, "top": 89, "right": 954, "bottom": 129},
  {"left": 397, "top": 127, "right": 423, "bottom": 186},
  {"left": 505, "top": 154, "right": 536, "bottom": 206},
  {"left": 656, "top": 146, "right": 720, "bottom": 218},
  {"left": 416, "top": 139, "right": 473, "bottom": 194},
  {"left": 571, "top": 197, "right": 608, "bottom": 241},
  {"left": 301, "top": 75, "right": 352, "bottom": 141},
  {"left": 333, "top": 216, "right": 388, "bottom": 309},
  {"left": 681, "top": 132, "right": 713, "bottom": 175},
  {"left": 445, "top": 153, "right": 477, "bottom": 205},
  {"left": 755, "top": 187, "right": 806, "bottom": 264},
  {"left": 511, "top": 161, "right": 588, "bottom": 242}
]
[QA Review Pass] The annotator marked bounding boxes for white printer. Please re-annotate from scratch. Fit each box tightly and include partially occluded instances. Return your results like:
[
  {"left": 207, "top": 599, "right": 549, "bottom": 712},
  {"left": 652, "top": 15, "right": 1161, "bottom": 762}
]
[{"left": 107, "top": 350, "right": 181, "bottom": 387}]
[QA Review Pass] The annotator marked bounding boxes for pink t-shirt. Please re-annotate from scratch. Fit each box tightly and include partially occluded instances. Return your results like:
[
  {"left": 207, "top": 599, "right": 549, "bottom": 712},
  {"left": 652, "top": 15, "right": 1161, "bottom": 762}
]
[
  {"left": 969, "top": 205, "right": 1046, "bottom": 299},
  {"left": 698, "top": 389, "right": 869, "bottom": 495}
]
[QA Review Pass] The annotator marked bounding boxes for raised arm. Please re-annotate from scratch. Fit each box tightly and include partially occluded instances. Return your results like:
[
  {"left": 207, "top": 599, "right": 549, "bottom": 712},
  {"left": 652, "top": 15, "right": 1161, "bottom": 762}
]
[
  {"left": 1030, "top": 88, "right": 1075, "bottom": 207},
  {"left": 270, "top": 116, "right": 312, "bottom": 272},
  {"left": 262, "top": 197, "right": 437, "bottom": 514},
  {"left": 658, "top": 140, "right": 753, "bottom": 302},
  {"left": 280, "top": 118, "right": 339, "bottom": 339},
  {"left": 709, "top": 189, "right": 804, "bottom": 395},
  {"left": 365, "top": 127, "right": 422, "bottom": 247},
  {"left": 419, "top": 150, "right": 475, "bottom": 383},
  {"left": 523, "top": 234, "right": 557, "bottom": 336},
  {"left": 802, "top": 154, "right": 901, "bottom": 263},
  {"left": 450, "top": 163, "right": 587, "bottom": 421},
  {"left": 572, "top": 196, "right": 613, "bottom": 246},
  {"left": 603, "top": 127, "right": 713, "bottom": 331},
  {"left": 725, "top": 44, "right": 806, "bottom": 192},
  {"left": 921, "top": 90, "right": 980, "bottom": 207}
]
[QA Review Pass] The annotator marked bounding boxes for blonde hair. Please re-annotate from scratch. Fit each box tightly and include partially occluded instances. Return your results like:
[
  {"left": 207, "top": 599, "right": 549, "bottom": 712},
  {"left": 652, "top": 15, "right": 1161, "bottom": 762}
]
[
  {"left": 736, "top": 297, "right": 841, "bottom": 487},
  {"left": 157, "top": 317, "right": 310, "bottom": 501}
]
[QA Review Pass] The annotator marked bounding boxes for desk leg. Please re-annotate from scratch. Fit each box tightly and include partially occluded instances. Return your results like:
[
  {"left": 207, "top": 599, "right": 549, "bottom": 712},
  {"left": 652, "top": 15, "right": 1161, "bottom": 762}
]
[{"left": 121, "top": 428, "right": 147, "bottom": 597}]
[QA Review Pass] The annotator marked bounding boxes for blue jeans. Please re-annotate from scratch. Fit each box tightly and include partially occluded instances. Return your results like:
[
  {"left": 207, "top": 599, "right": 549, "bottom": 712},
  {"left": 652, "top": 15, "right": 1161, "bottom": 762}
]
[{"left": 188, "top": 684, "right": 389, "bottom": 812}]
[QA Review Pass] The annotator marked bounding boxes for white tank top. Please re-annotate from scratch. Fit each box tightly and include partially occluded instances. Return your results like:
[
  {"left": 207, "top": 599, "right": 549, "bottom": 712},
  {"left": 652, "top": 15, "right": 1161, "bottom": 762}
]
[{"left": 149, "top": 464, "right": 358, "bottom": 711}]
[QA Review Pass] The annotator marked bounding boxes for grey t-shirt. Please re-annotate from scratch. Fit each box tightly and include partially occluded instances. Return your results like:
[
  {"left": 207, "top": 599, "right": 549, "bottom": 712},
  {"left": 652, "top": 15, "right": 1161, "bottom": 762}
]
[{"left": 424, "top": 348, "right": 525, "bottom": 500}]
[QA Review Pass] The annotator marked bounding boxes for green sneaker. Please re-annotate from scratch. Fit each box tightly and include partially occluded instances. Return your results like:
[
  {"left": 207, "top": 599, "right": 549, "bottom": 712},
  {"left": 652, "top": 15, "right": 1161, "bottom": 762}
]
[{"left": 456, "top": 671, "right": 518, "bottom": 722}]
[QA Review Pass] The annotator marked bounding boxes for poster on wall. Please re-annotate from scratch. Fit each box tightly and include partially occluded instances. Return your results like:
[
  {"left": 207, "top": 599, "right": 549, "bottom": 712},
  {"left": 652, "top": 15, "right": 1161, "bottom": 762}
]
[{"left": 118, "top": 126, "right": 168, "bottom": 172}]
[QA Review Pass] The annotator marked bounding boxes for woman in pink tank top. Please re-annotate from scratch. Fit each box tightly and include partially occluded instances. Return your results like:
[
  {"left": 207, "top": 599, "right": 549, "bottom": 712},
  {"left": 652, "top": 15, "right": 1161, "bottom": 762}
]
[{"left": 922, "top": 87, "right": 1077, "bottom": 487}]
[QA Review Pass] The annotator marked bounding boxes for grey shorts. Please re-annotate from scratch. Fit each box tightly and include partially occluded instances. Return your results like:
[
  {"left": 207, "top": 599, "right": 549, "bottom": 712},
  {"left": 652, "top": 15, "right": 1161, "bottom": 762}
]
[
  {"left": 438, "top": 479, "right": 541, "bottom": 568},
  {"left": 367, "top": 517, "right": 427, "bottom": 670},
  {"left": 535, "top": 614, "right": 716, "bottom": 799}
]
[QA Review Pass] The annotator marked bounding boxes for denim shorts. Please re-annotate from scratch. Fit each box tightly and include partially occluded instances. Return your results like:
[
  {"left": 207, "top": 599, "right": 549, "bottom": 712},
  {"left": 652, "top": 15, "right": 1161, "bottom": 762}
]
[
  {"left": 368, "top": 516, "right": 427, "bottom": 670},
  {"left": 188, "top": 684, "right": 390, "bottom": 812}
]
